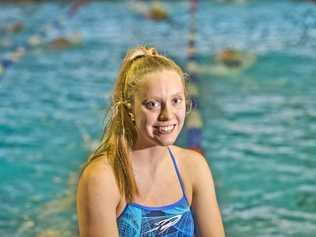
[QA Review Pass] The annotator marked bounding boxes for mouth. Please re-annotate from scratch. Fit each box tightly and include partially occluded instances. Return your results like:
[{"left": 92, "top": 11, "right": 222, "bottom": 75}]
[{"left": 153, "top": 124, "right": 176, "bottom": 135}]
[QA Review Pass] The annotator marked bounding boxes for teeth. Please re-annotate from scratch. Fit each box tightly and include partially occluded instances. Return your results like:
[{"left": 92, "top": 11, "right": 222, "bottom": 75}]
[
  {"left": 159, "top": 125, "right": 174, "bottom": 132},
  {"left": 155, "top": 125, "right": 175, "bottom": 134}
]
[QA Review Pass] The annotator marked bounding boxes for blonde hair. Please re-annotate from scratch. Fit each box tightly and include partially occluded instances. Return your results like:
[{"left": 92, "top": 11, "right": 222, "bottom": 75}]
[{"left": 80, "top": 46, "right": 190, "bottom": 202}]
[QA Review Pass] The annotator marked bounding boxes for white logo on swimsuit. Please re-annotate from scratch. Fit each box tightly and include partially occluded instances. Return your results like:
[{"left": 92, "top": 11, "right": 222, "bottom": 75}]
[{"left": 144, "top": 215, "right": 182, "bottom": 234}]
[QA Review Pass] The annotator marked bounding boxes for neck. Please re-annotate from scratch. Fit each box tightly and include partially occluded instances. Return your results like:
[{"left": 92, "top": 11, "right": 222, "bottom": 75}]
[{"left": 130, "top": 145, "right": 170, "bottom": 168}]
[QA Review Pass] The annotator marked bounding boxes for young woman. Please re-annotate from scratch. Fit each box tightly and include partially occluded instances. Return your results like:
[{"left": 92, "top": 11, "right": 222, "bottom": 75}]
[{"left": 76, "top": 46, "right": 225, "bottom": 237}]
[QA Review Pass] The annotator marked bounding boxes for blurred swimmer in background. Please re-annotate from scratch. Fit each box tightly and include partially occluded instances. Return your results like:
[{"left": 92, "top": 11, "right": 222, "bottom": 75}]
[
  {"left": 188, "top": 48, "right": 256, "bottom": 77},
  {"left": 128, "top": 0, "right": 169, "bottom": 21}
]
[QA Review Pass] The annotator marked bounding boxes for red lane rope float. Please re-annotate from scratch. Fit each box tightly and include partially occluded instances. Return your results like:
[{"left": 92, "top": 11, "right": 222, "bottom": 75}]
[
  {"left": 185, "top": 0, "right": 204, "bottom": 155},
  {"left": 0, "top": 0, "right": 89, "bottom": 80}
]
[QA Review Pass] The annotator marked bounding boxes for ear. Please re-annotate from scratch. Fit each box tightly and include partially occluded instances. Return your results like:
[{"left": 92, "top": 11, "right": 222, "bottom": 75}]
[{"left": 186, "top": 99, "right": 192, "bottom": 115}]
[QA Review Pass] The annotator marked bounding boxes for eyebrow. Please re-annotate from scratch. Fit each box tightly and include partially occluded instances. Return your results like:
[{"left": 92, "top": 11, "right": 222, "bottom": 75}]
[{"left": 142, "top": 92, "right": 184, "bottom": 99}]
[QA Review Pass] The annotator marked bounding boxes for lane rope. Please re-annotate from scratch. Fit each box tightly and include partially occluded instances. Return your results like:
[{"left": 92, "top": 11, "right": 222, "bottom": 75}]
[
  {"left": 185, "top": 0, "right": 204, "bottom": 155},
  {"left": 0, "top": 0, "right": 89, "bottom": 80}
]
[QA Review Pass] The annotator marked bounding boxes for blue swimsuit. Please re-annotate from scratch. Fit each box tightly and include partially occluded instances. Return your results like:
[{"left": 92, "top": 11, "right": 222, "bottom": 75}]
[{"left": 117, "top": 147, "right": 195, "bottom": 237}]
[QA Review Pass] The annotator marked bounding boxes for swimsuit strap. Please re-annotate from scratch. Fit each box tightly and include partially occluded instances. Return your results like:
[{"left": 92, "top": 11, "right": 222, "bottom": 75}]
[{"left": 167, "top": 146, "right": 189, "bottom": 204}]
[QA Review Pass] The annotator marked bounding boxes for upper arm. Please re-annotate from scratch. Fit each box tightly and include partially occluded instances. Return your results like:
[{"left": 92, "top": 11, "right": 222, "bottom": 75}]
[
  {"left": 190, "top": 151, "right": 225, "bottom": 237},
  {"left": 76, "top": 159, "right": 121, "bottom": 237}
]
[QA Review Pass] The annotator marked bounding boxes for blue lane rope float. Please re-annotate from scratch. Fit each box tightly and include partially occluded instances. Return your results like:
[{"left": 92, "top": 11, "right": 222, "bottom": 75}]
[
  {"left": 185, "top": 0, "right": 204, "bottom": 155},
  {"left": 0, "top": 0, "right": 89, "bottom": 80}
]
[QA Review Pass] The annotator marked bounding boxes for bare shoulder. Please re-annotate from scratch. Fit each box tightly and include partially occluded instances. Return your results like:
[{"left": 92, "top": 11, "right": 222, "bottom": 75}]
[
  {"left": 76, "top": 155, "right": 121, "bottom": 236},
  {"left": 171, "top": 145, "right": 209, "bottom": 169},
  {"left": 170, "top": 145, "right": 214, "bottom": 190},
  {"left": 77, "top": 157, "right": 120, "bottom": 237},
  {"left": 77, "top": 155, "right": 120, "bottom": 212},
  {"left": 80, "top": 156, "right": 114, "bottom": 183}
]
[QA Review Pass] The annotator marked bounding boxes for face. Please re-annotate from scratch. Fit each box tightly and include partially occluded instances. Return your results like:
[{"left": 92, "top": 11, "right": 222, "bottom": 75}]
[{"left": 132, "top": 69, "right": 186, "bottom": 148}]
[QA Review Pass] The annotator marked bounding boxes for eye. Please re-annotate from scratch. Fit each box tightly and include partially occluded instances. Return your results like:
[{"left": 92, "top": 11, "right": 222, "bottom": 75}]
[
  {"left": 144, "top": 100, "right": 161, "bottom": 110},
  {"left": 172, "top": 97, "right": 183, "bottom": 106}
]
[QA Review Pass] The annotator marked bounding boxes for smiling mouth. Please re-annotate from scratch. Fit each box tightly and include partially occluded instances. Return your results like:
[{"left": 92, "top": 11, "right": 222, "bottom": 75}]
[{"left": 153, "top": 124, "right": 176, "bottom": 135}]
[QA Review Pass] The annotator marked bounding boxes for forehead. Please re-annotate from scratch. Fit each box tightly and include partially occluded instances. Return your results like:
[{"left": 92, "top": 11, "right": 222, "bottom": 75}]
[{"left": 136, "top": 70, "right": 184, "bottom": 98}]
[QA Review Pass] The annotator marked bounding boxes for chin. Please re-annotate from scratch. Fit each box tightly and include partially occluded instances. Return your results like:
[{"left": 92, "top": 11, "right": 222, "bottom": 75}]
[
  {"left": 156, "top": 138, "right": 176, "bottom": 146},
  {"left": 154, "top": 133, "right": 179, "bottom": 146}
]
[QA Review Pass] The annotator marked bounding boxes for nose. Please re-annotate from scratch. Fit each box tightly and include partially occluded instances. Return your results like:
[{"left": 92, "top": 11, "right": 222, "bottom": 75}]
[{"left": 158, "top": 103, "right": 172, "bottom": 121}]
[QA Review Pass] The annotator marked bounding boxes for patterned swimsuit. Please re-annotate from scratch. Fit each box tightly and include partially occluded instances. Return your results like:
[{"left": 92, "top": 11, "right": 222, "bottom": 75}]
[{"left": 117, "top": 147, "right": 195, "bottom": 237}]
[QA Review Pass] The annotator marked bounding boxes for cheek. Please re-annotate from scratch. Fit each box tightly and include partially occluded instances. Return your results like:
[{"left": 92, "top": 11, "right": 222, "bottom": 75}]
[
  {"left": 136, "top": 111, "right": 158, "bottom": 127},
  {"left": 177, "top": 107, "right": 186, "bottom": 120}
]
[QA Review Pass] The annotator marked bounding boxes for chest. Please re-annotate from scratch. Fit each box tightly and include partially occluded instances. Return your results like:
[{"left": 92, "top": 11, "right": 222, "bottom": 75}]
[
  {"left": 134, "top": 165, "right": 182, "bottom": 203},
  {"left": 116, "top": 158, "right": 193, "bottom": 217}
]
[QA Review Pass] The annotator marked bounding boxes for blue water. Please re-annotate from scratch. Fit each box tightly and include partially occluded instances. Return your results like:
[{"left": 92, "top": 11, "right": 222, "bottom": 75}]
[{"left": 1, "top": 1, "right": 316, "bottom": 236}]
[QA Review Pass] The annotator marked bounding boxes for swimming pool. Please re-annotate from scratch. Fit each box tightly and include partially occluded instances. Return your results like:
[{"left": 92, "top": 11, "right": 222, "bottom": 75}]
[{"left": 1, "top": 1, "right": 316, "bottom": 236}]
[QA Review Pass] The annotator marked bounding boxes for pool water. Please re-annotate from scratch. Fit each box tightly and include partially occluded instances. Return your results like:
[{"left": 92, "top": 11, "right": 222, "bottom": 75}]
[{"left": 1, "top": 1, "right": 316, "bottom": 236}]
